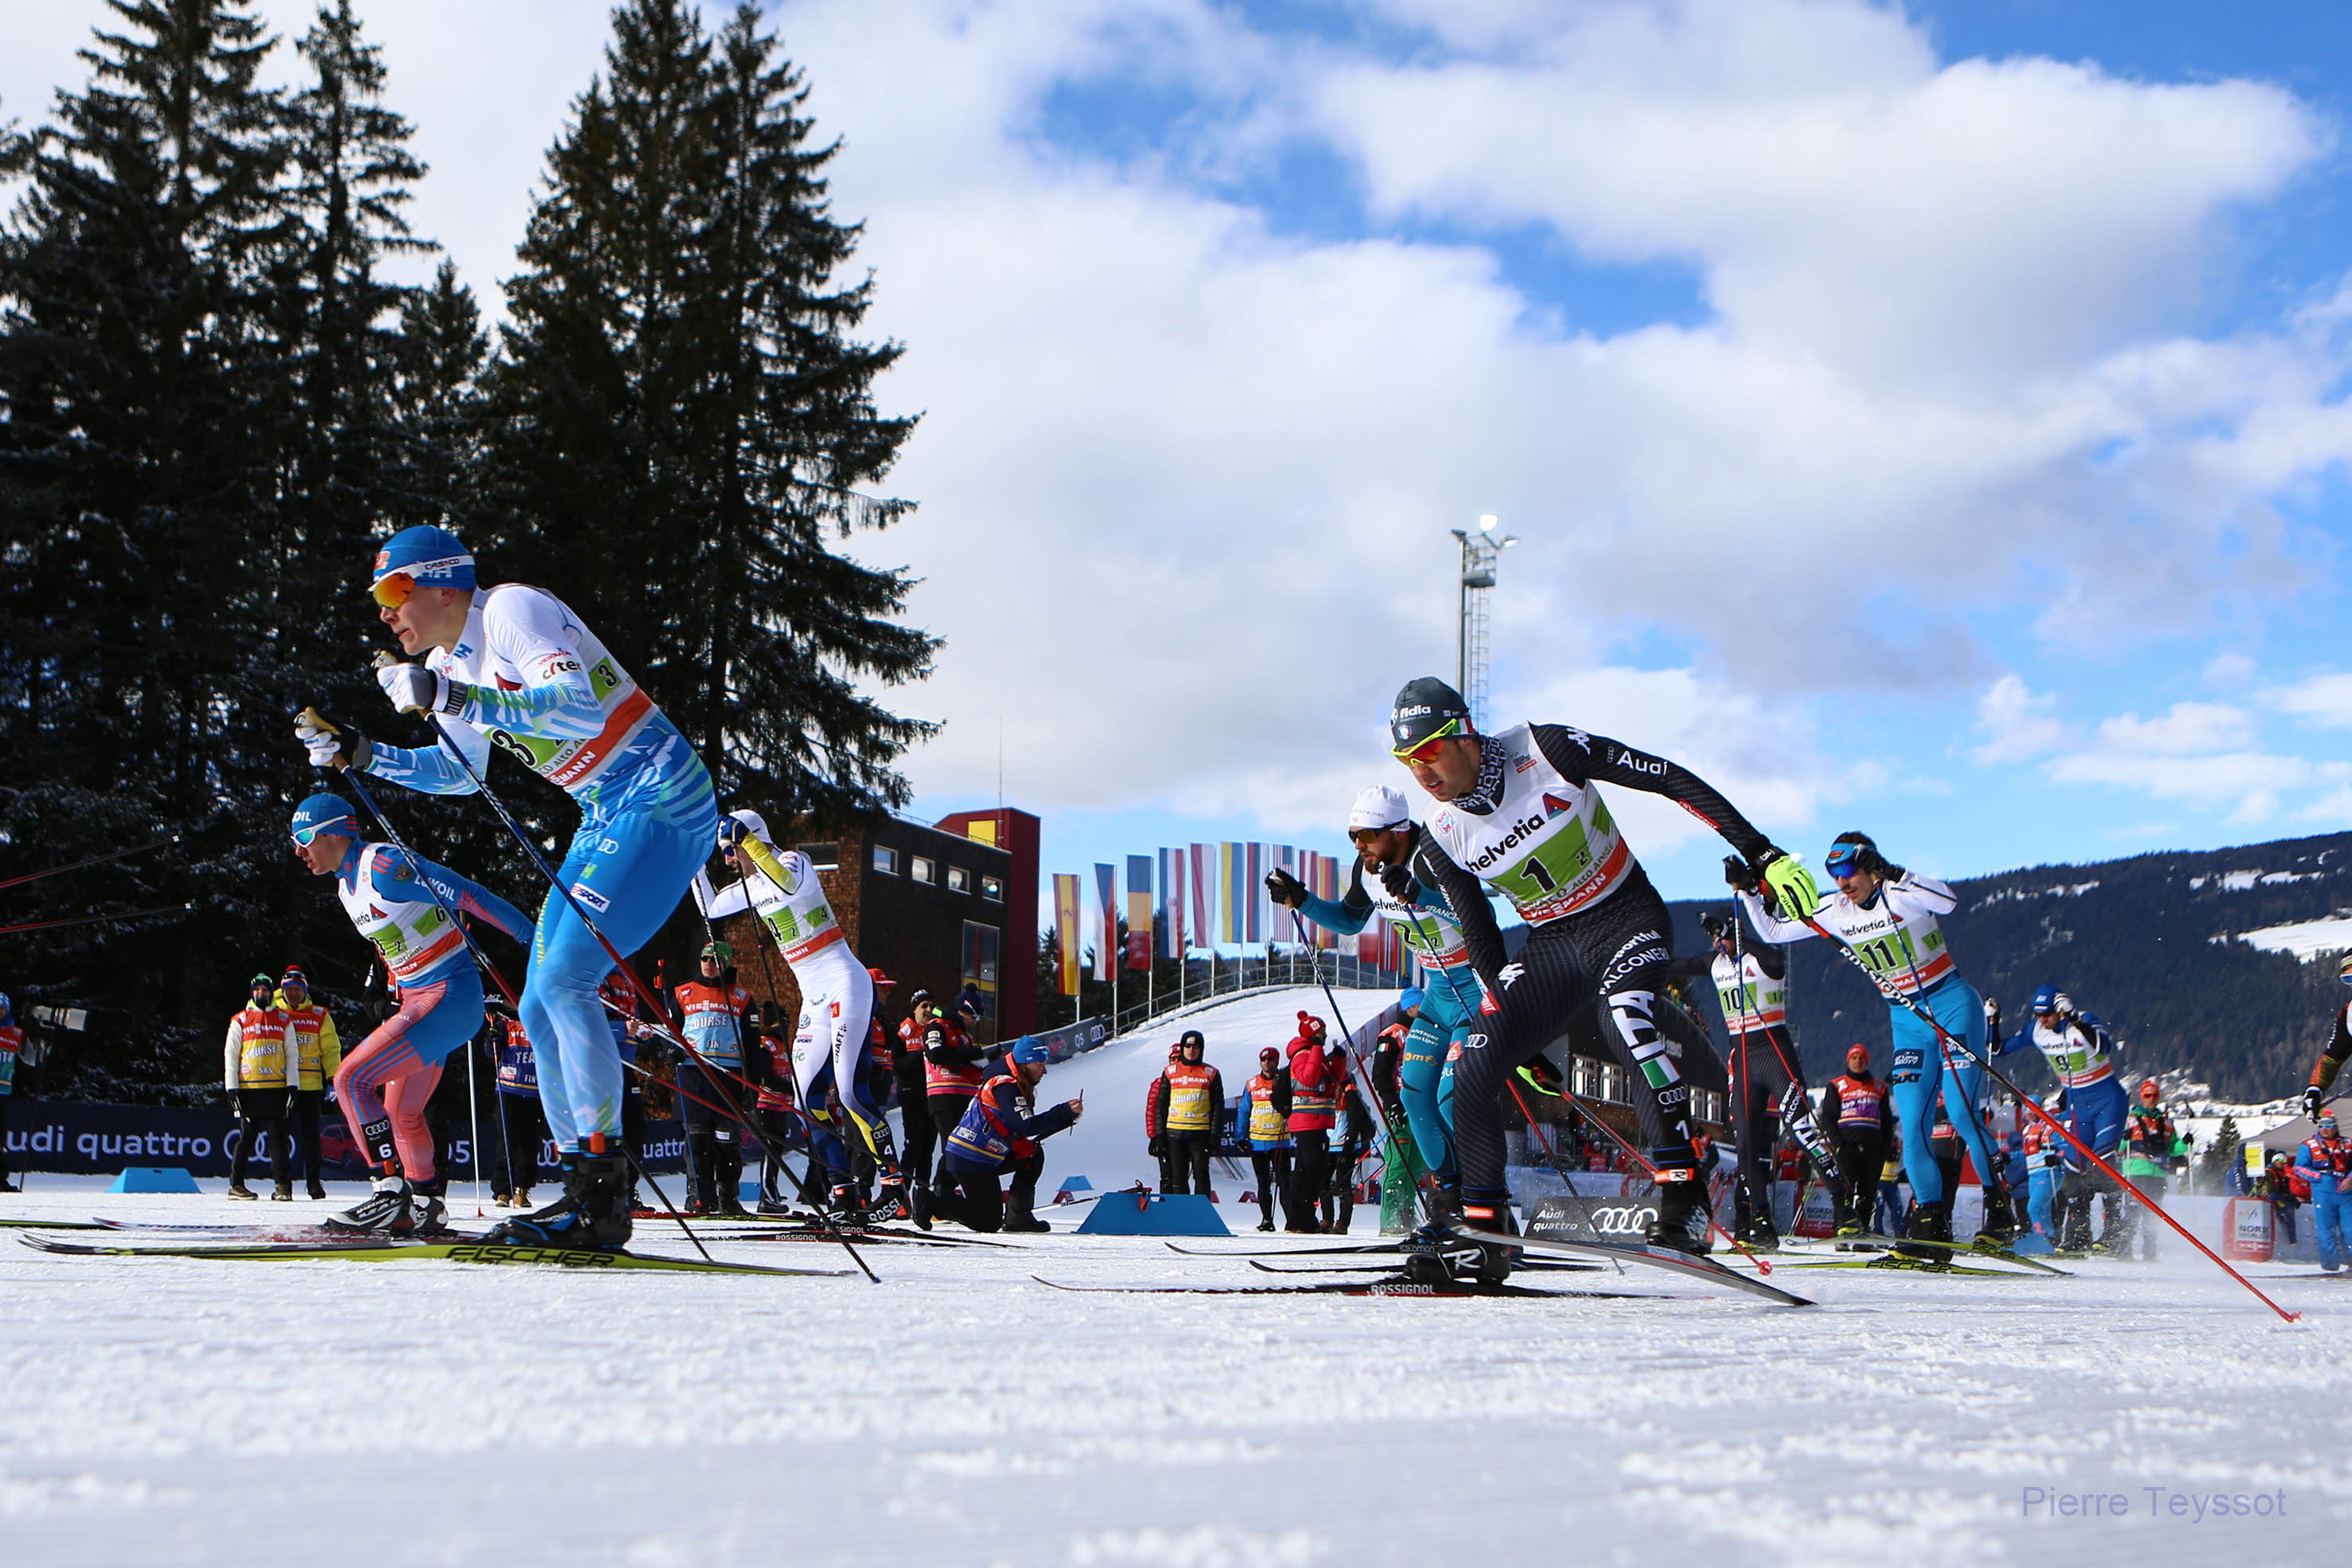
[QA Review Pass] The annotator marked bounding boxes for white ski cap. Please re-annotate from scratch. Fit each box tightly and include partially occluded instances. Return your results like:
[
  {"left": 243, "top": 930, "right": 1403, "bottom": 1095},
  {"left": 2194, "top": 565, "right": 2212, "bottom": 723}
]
[
  {"left": 723, "top": 807, "right": 771, "bottom": 843},
  {"left": 1348, "top": 784, "right": 1412, "bottom": 833}
]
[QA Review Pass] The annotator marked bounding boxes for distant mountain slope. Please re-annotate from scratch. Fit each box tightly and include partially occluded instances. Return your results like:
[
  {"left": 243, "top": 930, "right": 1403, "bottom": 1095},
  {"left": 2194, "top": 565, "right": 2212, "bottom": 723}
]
[{"left": 1661, "top": 831, "right": 2352, "bottom": 1101}]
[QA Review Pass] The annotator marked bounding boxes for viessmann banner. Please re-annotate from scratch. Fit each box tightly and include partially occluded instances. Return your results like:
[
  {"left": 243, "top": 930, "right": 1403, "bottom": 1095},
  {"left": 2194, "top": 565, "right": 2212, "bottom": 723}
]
[{"left": 2, "top": 1100, "right": 687, "bottom": 1178}]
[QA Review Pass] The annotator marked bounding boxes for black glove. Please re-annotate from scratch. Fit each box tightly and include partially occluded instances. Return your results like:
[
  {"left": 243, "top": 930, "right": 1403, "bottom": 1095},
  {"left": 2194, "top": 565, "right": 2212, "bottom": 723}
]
[
  {"left": 1265, "top": 867, "right": 1308, "bottom": 909},
  {"left": 2305, "top": 1085, "right": 2327, "bottom": 1120},
  {"left": 1377, "top": 862, "right": 1415, "bottom": 900},
  {"left": 1721, "top": 855, "right": 1759, "bottom": 893},
  {"left": 1148, "top": 1133, "right": 1164, "bottom": 1157}
]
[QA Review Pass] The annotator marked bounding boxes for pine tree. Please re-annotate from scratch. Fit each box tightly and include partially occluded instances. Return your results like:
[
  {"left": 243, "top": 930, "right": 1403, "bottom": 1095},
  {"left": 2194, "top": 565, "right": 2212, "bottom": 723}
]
[
  {"left": 0, "top": 0, "right": 300, "bottom": 1093},
  {"left": 486, "top": 0, "right": 933, "bottom": 826}
]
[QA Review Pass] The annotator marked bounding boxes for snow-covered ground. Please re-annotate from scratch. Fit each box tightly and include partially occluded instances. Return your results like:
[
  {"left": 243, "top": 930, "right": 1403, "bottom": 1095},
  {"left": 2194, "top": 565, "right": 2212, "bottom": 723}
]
[
  {"left": 2, "top": 994, "right": 2347, "bottom": 1566},
  {"left": 2223, "top": 913, "right": 2352, "bottom": 961}
]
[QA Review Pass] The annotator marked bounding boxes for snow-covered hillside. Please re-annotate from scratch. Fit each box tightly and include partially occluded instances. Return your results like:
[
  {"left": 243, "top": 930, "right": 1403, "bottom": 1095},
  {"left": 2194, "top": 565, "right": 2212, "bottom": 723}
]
[{"left": 1037, "top": 983, "right": 1403, "bottom": 1198}]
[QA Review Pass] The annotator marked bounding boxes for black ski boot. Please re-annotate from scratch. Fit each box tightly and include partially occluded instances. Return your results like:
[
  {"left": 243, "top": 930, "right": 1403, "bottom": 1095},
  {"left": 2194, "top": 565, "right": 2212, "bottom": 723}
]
[
  {"left": 1646, "top": 1166, "right": 1713, "bottom": 1256},
  {"left": 1003, "top": 1170, "right": 1049, "bottom": 1233},
  {"left": 1872, "top": 1200, "right": 1952, "bottom": 1270},
  {"left": 1738, "top": 1219, "right": 1782, "bottom": 1253},
  {"left": 1456, "top": 1195, "right": 1517, "bottom": 1285},
  {"left": 483, "top": 1151, "right": 633, "bottom": 1249},
  {"left": 910, "top": 1185, "right": 933, "bottom": 1232},
  {"left": 714, "top": 1142, "right": 747, "bottom": 1217},
  {"left": 325, "top": 1176, "right": 414, "bottom": 1233},
  {"left": 409, "top": 1175, "right": 451, "bottom": 1236},
  {"left": 1974, "top": 1182, "right": 2020, "bottom": 1252}
]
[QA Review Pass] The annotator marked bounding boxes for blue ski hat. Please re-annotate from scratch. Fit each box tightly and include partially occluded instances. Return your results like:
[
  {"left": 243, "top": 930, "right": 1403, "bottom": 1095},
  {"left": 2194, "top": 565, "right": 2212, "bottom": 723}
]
[
  {"left": 2030, "top": 984, "right": 2060, "bottom": 1015},
  {"left": 370, "top": 525, "right": 475, "bottom": 594},
  {"left": 1008, "top": 1035, "right": 1051, "bottom": 1066},
  {"left": 1399, "top": 986, "right": 1425, "bottom": 1013},
  {"left": 291, "top": 793, "right": 360, "bottom": 845},
  {"left": 0, "top": 992, "right": 10, "bottom": 1017}
]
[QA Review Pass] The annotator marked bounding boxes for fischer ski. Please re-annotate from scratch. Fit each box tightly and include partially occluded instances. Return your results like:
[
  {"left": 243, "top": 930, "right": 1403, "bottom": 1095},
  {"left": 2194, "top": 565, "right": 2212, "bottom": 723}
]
[
  {"left": 1446, "top": 1225, "right": 1816, "bottom": 1307},
  {"left": 1784, "top": 1257, "right": 2033, "bottom": 1278},
  {"left": 20, "top": 1234, "right": 850, "bottom": 1276},
  {"left": 1031, "top": 1273, "right": 1569, "bottom": 1299}
]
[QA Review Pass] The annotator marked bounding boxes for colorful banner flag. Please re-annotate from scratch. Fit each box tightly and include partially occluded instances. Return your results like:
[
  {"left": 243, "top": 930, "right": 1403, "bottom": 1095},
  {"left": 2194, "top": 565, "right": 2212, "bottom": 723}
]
[
  {"left": 1189, "top": 844, "right": 1209, "bottom": 955},
  {"left": 1217, "top": 843, "right": 1240, "bottom": 944},
  {"left": 1244, "top": 843, "right": 1263, "bottom": 944},
  {"left": 1053, "top": 874, "right": 1081, "bottom": 996},
  {"left": 1093, "top": 863, "right": 1116, "bottom": 983},
  {"left": 1125, "top": 854, "right": 1154, "bottom": 970},
  {"left": 1159, "top": 847, "right": 1185, "bottom": 959},
  {"left": 1313, "top": 851, "right": 1339, "bottom": 949}
]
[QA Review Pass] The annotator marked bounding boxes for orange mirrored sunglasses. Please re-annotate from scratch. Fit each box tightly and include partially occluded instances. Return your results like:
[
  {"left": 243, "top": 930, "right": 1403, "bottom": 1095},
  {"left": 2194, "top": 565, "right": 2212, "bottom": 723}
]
[{"left": 371, "top": 572, "right": 417, "bottom": 608}]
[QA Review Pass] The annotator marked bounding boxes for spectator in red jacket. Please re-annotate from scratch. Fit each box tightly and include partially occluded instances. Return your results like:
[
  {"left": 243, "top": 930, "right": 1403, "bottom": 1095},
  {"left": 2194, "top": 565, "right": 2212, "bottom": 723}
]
[
  {"left": 1286, "top": 1013, "right": 1340, "bottom": 1233},
  {"left": 1145, "top": 1041, "right": 1183, "bottom": 1191}
]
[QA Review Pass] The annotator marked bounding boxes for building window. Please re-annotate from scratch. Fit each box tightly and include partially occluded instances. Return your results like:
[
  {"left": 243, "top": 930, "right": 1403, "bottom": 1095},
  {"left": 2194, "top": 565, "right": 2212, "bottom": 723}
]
[
  {"left": 871, "top": 845, "right": 898, "bottom": 875},
  {"left": 799, "top": 843, "right": 839, "bottom": 870},
  {"left": 945, "top": 866, "right": 970, "bottom": 893},
  {"left": 910, "top": 854, "right": 934, "bottom": 885},
  {"left": 980, "top": 875, "right": 1004, "bottom": 903}
]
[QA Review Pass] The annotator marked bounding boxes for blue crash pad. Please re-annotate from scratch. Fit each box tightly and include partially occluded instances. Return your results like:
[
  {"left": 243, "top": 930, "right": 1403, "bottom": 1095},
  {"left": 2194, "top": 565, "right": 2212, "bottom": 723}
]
[
  {"left": 1057, "top": 1175, "right": 1094, "bottom": 1193},
  {"left": 111, "top": 1167, "right": 201, "bottom": 1195},
  {"left": 1074, "top": 1192, "right": 1230, "bottom": 1237}
]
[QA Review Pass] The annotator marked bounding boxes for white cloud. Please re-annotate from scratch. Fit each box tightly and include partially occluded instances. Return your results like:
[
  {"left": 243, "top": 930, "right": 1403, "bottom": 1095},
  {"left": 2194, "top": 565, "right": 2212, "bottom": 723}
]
[
  {"left": 13, "top": 1, "right": 2352, "bottom": 848},
  {"left": 1971, "top": 675, "right": 2064, "bottom": 764},
  {"left": 2267, "top": 671, "right": 2352, "bottom": 729},
  {"left": 2092, "top": 701, "right": 2255, "bottom": 756}
]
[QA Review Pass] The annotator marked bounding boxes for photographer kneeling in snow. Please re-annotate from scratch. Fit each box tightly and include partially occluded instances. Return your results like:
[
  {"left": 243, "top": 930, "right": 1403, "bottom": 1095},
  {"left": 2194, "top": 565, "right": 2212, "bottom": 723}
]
[{"left": 924, "top": 1036, "right": 1083, "bottom": 1234}]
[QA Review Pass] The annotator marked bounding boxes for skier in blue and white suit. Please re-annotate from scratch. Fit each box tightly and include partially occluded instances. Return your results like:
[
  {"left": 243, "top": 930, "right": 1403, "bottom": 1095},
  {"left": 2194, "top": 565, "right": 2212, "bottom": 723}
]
[
  {"left": 295, "top": 524, "right": 719, "bottom": 1250},
  {"left": 1998, "top": 985, "right": 2127, "bottom": 1251},
  {"left": 1266, "top": 785, "right": 1477, "bottom": 1193}
]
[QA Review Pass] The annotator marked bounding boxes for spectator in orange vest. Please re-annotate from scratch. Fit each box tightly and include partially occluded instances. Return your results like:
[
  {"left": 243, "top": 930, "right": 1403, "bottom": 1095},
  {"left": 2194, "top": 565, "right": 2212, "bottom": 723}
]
[
  {"left": 274, "top": 967, "right": 342, "bottom": 1200},
  {"left": 1159, "top": 1030, "right": 1225, "bottom": 1199},
  {"left": 1286, "top": 1013, "right": 1339, "bottom": 1233}
]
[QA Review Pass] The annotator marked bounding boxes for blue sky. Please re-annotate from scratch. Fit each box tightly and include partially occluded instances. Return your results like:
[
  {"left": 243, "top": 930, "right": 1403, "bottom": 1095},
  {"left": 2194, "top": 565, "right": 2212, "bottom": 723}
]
[{"left": 14, "top": 0, "right": 2352, "bottom": 937}]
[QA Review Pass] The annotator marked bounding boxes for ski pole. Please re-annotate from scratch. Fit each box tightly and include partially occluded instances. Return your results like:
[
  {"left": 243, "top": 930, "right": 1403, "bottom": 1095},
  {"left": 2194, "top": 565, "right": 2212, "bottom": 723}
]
[
  {"left": 0, "top": 835, "right": 179, "bottom": 893},
  {"left": 0, "top": 904, "right": 193, "bottom": 936},
  {"left": 1774, "top": 896, "right": 2299, "bottom": 1322}
]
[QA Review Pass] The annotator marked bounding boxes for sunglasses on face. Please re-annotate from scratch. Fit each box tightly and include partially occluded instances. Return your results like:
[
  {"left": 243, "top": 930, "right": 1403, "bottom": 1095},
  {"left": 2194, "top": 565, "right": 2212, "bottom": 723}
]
[
  {"left": 291, "top": 822, "right": 346, "bottom": 847},
  {"left": 371, "top": 573, "right": 417, "bottom": 609},
  {"left": 1392, "top": 721, "right": 1464, "bottom": 764}
]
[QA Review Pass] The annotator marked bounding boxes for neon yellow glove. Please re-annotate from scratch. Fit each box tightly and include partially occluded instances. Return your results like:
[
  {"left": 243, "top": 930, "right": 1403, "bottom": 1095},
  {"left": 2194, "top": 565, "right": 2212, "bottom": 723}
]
[{"left": 1760, "top": 852, "right": 1819, "bottom": 921}]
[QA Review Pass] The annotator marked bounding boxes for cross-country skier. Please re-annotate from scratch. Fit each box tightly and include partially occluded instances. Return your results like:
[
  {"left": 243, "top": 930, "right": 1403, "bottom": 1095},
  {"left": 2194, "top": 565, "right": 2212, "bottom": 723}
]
[
  {"left": 2300, "top": 953, "right": 2352, "bottom": 1122},
  {"left": 1736, "top": 831, "right": 2013, "bottom": 1267},
  {"left": 297, "top": 525, "right": 718, "bottom": 1249},
  {"left": 1999, "top": 986, "right": 2128, "bottom": 1253},
  {"left": 288, "top": 793, "right": 533, "bottom": 1234},
  {"left": 2294, "top": 1112, "right": 2350, "bottom": 1273},
  {"left": 694, "top": 807, "right": 906, "bottom": 1221},
  {"left": 1663, "top": 909, "right": 1837, "bottom": 1250},
  {"left": 1387, "top": 676, "right": 1818, "bottom": 1257},
  {"left": 1266, "top": 784, "right": 1470, "bottom": 1193}
]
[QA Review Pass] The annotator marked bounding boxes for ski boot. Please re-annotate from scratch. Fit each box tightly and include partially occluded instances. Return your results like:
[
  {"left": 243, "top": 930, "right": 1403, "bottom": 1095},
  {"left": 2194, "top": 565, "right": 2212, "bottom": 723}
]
[
  {"left": 270, "top": 1181, "right": 294, "bottom": 1202},
  {"left": 409, "top": 1176, "right": 451, "bottom": 1236},
  {"left": 1646, "top": 1161, "right": 1712, "bottom": 1256},
  {"left": 227, "top": 1181, "right": 258, "bottom": 1201},
  {"left": 325, "top": 1176, "right": 415, "bottom": 1234},
  {"left": 910, "top": 1185, "right": 933, "bottom": 1232},
  {"left": 871, "top": 1165, "right": 911, "bottom": 1224},
  {"left": 1833, "top": 1222, "right": 1867, "bottom": 1252},
  {"left": 483, "top": 1150, "right": 633, "bottom": 1250},
  {"left": 1974, "top": 1183, "right": 2020, "bottom": 1253},
  {"left": 1736, "top": 1217, "right": 1781, "bottom": 1253},
  {"left": 757, "top": 1195, "right": 796, "bottom": 1215},
  {"left": 307, "top": 1181, "right": 327, "bottom": 1201},
  {"left": 1457, "top": 1194, "right": 1517, "bottom": 1285},
  {"left": 1870, "top": 1200, "right": 1952, "bottom": 1271},
  {"left": 714, "top": 1143, "right": 747, "bottom": 1217}
]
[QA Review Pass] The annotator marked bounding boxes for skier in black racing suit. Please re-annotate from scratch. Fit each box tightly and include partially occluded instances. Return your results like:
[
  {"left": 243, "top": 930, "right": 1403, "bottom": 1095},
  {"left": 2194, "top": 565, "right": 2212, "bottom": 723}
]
[{"left": 1387, "top": 677, "right": 1819, "bottom": 1266}]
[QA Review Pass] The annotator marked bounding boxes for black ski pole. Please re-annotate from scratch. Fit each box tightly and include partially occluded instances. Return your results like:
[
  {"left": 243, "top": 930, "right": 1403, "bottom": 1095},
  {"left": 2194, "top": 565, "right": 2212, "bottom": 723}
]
[
  {"left": 0, "top": 835, "right": 179, "bottom": 893},
  {"left": 1289, "top": 908, "right": 1433, "bottom": 1230}
]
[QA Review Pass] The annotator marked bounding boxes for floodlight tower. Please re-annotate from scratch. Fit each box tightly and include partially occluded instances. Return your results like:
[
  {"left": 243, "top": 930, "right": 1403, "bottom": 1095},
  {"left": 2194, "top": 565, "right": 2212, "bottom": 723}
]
[{"left": 1449, "top": 514, "right": 1517, "bottom": 728}]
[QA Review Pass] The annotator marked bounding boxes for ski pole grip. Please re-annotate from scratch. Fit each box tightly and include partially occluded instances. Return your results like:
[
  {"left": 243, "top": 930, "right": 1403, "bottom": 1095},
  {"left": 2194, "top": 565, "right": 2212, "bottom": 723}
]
[{"left": 299, "top": 705, "right": 339, "bottom": 736}]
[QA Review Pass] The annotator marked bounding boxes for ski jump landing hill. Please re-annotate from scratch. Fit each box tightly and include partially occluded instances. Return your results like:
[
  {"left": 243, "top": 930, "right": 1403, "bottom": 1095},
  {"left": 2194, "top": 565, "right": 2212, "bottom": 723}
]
[{"left": 1034, "top": 983, "right": 1407, "bottom": 1199}]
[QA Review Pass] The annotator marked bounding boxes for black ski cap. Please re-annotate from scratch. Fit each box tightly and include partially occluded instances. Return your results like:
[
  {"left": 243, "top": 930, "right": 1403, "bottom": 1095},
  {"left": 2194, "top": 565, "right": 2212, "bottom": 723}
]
[{"left": 1390, "top": 676, "right": 1473, "bottom": 754}]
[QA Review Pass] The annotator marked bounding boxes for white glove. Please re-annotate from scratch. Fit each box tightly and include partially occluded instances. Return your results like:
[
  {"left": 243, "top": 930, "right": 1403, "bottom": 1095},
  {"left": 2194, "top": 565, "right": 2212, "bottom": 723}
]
[
  {"left": 1497, "top": 961, "right": 1525, "bottom": 991},
  {"left": 377, "top": 661, "right": 448, "bottom": 716},
  {"left": 1984, "top": 998, "right": 2000, "bottom": 1022},
  {"left": 296, "top": 714, "right": 344, "bottom": 768}
]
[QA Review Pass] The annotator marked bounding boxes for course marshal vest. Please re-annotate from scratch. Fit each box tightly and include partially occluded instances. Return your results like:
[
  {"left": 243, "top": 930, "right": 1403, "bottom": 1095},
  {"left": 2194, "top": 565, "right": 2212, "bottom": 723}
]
[
  {"left": 1246, "top": 1073, "right": 1286, "bottom": 1145},
  {"left": 924, "top": 1019, "right": 985, "bottom": 1099},
  {"left": 1425, "top": 723, "right": 1634, "bottom": 925},
  {"left": 1711, "top": 950, "right": 1787, "bottom": 1034},
  {"left": 279, "top": 1003, "right": 339, "bottom": 1090},
  {"left": 1164, "top": 1062, "right": 1217, "bottom": 1133},
  {"left": 231, "top": 1007, "right": 292, "bottom": 1089},
  {"left": 1830, "top": 1073, "right": 1886, "bottom": 1134},
  {"left": 675, "top": 981, "right": 749, "bottom": 1069}
]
